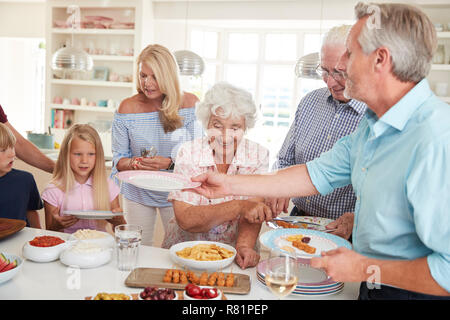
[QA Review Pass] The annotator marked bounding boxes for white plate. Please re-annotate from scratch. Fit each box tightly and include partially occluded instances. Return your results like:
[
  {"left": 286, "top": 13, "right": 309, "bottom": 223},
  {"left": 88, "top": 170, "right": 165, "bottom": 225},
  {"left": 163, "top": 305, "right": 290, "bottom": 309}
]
[
  {"left": 115, "top": 170, "right": 201, "bottom": 192},
  {"left": 0, "top": 253, "right": 23, "bottom": 284},
  {"left": 63, "top": 210, "right": 123, "bottom": 220},
  {"left": 169, "top": 241, "right": 236, "bottom": 271},
  {"left": 22, "top": 238, "right": 67, "bottom": 263},
  {"left": 60, "top": 244, "right": 112, "bottom": 269}
]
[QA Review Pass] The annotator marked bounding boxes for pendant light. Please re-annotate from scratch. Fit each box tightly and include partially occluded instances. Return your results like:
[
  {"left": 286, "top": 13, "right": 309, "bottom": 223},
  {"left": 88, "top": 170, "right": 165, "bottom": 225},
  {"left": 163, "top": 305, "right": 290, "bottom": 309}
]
[
  {"left": 51, "top": 5, "right": 93, "bottom": 74},
  {"left": 294, "top": 0, "right": 323, "bottom": 79},
  {"left": 173, "top": 1, "right": 205, "bottom": 76}
]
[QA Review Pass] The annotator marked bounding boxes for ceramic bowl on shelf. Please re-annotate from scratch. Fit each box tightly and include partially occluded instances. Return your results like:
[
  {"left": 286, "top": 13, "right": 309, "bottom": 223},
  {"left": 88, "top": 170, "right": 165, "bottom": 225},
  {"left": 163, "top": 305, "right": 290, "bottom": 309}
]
[
  {"left": 22, "top": 237, "right": 67, "bottom": 263},
  {"left": 0, "top": 253, "right": 23, "bottom": 284}
]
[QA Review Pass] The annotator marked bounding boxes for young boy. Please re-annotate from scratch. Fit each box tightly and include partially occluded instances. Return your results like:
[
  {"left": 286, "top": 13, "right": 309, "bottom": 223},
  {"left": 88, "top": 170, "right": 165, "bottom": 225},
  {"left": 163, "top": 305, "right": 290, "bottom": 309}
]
[{"left": 0, "top": 123, "right": 42, "bottom": 228}]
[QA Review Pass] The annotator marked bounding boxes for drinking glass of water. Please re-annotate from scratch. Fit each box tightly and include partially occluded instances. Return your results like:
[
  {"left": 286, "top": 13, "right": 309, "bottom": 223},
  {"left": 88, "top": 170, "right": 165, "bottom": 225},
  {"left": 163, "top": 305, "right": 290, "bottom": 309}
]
[
  {"left": 265, "top": 249, "right": 298, "bottom": 298},
  {"left": 115, "top": 224, "right": 143, "bottom": 271}
]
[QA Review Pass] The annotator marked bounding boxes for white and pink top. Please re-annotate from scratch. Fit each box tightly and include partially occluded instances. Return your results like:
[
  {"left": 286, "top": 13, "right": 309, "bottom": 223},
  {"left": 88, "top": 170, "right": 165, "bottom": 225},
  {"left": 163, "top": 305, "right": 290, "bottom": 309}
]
[{"left": 161, "top": 137, "right": 269, "bottom": 249}]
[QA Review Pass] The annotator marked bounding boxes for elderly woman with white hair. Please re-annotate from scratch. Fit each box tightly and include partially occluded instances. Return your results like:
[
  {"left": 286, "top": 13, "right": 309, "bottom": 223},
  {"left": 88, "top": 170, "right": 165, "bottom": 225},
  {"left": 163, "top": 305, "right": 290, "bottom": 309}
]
[{"left": 161, "top": 82, "right": 273, "bottom": 269}]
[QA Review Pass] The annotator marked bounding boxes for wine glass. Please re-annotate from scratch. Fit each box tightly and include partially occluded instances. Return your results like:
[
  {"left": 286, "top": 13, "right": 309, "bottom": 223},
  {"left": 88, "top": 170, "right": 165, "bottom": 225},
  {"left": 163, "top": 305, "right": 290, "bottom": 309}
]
[{"left": 265, "top": 249, "right": 298, "bottom": 299}]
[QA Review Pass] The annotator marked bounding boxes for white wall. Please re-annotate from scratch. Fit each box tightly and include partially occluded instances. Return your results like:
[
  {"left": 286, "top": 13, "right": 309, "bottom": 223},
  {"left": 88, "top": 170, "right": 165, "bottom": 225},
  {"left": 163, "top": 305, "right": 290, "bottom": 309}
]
[{"left": 0, "top": 1, "right": 46, "bottom": 38}]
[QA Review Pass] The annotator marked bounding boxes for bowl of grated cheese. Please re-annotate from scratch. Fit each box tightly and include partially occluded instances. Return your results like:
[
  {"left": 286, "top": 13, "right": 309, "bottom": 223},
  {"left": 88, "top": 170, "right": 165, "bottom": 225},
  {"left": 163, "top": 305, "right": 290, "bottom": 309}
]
[{"left": 70, "top": 229, "right": 114, "bottom": 248}]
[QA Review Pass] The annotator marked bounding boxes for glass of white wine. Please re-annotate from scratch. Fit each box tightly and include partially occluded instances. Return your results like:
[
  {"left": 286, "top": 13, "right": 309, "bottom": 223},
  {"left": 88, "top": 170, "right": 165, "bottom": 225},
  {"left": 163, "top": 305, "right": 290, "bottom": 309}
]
[{"left": 265, "top": 249, "right": 298, "bottom": 299}]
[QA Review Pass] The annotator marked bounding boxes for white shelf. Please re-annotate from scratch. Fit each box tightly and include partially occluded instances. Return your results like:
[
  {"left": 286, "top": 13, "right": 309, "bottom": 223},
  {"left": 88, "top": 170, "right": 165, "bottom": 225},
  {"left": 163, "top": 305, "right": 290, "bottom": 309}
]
[
  {"left": 52, "top": 28, "right": 135, "bottom": 35},
  {"left": 50, "top": 104, "right": 116, "bottom": 113},
  {"left": 431, "top": 64, "right": 450, "bottom": 71},
  {"left": 91, "top": 55, "right": 134, "bottom": 62},
  {"left": 51, "top": 79, "right": 134, "bottom": 88}
]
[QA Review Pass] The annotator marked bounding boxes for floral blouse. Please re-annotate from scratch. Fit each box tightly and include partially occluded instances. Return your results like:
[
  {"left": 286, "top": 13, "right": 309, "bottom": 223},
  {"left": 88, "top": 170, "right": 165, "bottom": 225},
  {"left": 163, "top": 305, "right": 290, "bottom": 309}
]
[{"left": 161, "top": 137, "right": 269, "bottom": 249}]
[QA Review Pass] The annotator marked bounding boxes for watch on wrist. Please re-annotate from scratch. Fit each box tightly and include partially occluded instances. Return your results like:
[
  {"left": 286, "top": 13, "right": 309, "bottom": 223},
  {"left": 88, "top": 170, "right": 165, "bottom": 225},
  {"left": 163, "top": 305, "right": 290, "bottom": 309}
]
[{"left": 168, "top": 157, "right": 175, "bottom": 170}]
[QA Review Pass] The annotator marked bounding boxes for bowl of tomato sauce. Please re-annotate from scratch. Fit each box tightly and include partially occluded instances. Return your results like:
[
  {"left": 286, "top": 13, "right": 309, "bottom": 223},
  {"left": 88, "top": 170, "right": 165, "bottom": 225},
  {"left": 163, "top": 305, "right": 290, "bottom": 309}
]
[{"left": 22, "top": 235, "right": 67, "bottom": 263}]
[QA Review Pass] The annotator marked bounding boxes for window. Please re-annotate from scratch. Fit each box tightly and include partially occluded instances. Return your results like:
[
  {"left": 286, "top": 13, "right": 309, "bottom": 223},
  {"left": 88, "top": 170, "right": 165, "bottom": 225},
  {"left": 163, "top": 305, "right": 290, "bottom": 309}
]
[
  {"left": 0, "top": 38, "right": 46, "bottom": 136},
  {"left": 186, "top": 26, "right": 333, "bottom": 165}
]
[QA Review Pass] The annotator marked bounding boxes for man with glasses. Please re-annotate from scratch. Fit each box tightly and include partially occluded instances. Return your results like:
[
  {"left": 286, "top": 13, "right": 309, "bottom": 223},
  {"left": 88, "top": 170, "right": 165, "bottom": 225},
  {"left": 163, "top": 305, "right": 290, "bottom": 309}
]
[{"left": 267, "top": 25, "right": 366, "bottom": 240}]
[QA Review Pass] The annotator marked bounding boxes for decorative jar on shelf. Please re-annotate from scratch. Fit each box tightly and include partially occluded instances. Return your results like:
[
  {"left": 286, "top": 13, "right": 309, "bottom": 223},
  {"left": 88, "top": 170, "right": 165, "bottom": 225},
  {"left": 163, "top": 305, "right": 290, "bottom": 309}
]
[{"left": 433, "top": 45, "right": 445, "bottom": 64}]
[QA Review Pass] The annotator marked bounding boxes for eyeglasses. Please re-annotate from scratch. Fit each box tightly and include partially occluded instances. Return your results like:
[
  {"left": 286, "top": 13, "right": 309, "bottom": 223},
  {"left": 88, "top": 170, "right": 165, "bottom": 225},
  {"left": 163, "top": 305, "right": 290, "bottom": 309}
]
[{"left": 316, "top": 66, "right": 345, "bottom": 81}]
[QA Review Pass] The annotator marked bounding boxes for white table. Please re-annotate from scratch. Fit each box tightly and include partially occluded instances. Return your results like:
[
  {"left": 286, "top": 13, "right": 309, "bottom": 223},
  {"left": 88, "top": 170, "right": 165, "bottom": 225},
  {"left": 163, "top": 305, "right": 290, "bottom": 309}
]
[{"left": 0, "top": 228, "right": 360, "bottom": 300}]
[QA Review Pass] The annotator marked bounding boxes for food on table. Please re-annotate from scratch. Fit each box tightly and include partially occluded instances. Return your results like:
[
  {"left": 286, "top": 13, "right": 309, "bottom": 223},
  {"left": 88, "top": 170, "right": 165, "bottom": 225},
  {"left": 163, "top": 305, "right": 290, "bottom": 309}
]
[
  {"left": 276, "top": 220, "right": 300, "bottom": 229},
  {"left": 163, "top": 269, "right": 235, "bottom": 287},
  {"left": 29, "top": 236, "right": 65, "bottom": 247},
  {"left": 0, "top": 253, "right": 18, "bottom": 273},
  {"left": 185, "top": 284, "right": 219, "bottom": 299},
  {"left": 284, "top": 234, "right": 316, "bottom": 254},
  {"left": 292, "top": 240, "right": 316, "bottom": 254},
  {"left": 73, "top": 229, "right": 107, "bottom": 240},
  {"left": 93, "top": 293, "right": 130, "bottom": 300},
  {"left": 139, "top": 287, "right": 177, "bottom": 300},
  {"left": 176, "top": 244, "right": 234, "bottom": 261}
]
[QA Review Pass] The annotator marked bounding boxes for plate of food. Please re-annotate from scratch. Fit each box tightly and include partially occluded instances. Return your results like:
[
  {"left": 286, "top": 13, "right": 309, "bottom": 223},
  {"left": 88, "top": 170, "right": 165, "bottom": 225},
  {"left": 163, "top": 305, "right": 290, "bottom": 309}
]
[
  {"left": 169, "top": 241, "right": 236, "bottom": 271},
  {"left": 22, "top": 235, "right": 68, "bottom": 262},
  {"left": 86, "top": 292, "right": 134, "bottom": 300},
  {"left": 138, "top": 287, "right": 179, "bottom": 300},
  {"left": 259, "top": 228, "right": 352, "bottom": 259},
  {"left": 62, "top": 210, "right": 123, "bottom": 220},
  {"left": 0, "top": 253, "right": 23, "bottom": 284},
  {"left": 115, "top": 170, "right": 201, "bottom": 192},
  {"left": 125, "top": 267, "right": 250, "bottom": 294},
  {"left": 0, "top": 218, "right": 26, "bottom": 240},
  {"left": 268, "top": 216, "right": 334, "bottom": 231},
  {"left": 69, "top": 229, "right": 114, "bottom": 248}
]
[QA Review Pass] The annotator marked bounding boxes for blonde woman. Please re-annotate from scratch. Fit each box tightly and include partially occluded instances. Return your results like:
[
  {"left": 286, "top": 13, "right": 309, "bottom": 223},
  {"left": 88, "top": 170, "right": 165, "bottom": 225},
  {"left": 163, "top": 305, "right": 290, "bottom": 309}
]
[
  {"left": 111, "top": 44, "right": 203, "bottom": 246},
  {"left": 42, "top": 124, "right": 125, "bottom": 233}
]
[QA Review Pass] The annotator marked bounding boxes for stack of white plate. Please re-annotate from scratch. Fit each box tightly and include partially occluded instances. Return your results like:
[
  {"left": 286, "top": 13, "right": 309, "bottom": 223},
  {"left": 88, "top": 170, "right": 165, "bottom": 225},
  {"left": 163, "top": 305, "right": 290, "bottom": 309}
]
[{"left": 256, "top": 258, "right": 344, "bottom": 296}]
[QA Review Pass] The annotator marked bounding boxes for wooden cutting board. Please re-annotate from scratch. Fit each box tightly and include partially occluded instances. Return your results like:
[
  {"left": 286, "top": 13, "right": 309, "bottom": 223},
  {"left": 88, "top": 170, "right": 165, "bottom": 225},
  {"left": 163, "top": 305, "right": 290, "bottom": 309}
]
[
  {"left": 0, "top": 218, "right": 26, "bottom": 240},
  {"left": 125, "top": 267, "right": 250, "bottom": 295}
]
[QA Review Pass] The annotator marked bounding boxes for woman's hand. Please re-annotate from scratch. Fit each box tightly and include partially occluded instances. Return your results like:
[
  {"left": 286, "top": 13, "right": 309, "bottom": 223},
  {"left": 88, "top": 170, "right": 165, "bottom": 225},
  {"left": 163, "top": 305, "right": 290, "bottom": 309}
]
[
  {"left": 135, "top": 156, "right": 172, "bottom": 171},
  {"left": 241, "top": 201, "right": 273, "bottom": 224},
  {"left": 235, "top": 246, "right": 260, "bottom": 269}
]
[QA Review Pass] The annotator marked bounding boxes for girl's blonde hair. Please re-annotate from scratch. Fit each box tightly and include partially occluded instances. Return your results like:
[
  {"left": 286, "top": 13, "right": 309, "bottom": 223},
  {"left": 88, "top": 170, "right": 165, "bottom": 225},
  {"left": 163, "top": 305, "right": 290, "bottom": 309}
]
[
  {"left": 0, "top": 123, "right": 16, "bottom": 149},
  {"left": 136, "top": 44, "right": 183, "bottom": 133},
  {"left": 52, "top": 124, "right": 110, "bottom": 211}
]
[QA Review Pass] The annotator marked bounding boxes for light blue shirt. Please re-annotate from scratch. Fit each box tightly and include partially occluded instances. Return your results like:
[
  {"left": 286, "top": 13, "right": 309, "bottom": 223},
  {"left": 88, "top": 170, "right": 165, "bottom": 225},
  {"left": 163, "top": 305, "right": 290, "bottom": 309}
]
[{"left": 306, "top": 79, "right": 450, "bottom": 292}]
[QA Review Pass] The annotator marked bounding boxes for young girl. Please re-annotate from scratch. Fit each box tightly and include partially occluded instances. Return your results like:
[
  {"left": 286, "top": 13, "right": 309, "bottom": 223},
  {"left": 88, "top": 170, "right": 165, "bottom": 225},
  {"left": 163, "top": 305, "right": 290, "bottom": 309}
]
[{"left": 42, "top": 124, "right": 126, "bottom": 233}]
